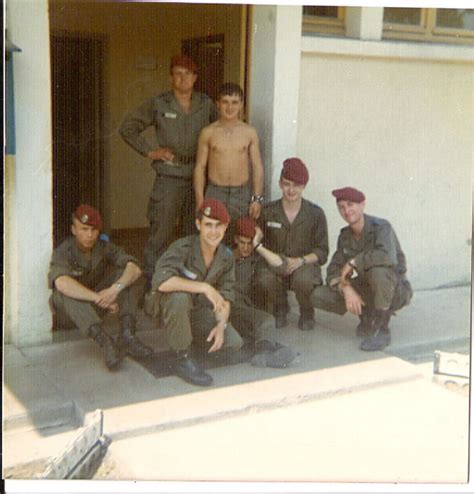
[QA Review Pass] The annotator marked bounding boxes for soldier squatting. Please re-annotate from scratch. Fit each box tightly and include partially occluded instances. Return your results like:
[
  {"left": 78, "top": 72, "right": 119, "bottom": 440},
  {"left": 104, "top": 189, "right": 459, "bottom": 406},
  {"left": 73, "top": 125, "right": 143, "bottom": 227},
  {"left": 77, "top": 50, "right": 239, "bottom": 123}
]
[{"left": 49, "top": 54, "right": 412, "bottom": 387}]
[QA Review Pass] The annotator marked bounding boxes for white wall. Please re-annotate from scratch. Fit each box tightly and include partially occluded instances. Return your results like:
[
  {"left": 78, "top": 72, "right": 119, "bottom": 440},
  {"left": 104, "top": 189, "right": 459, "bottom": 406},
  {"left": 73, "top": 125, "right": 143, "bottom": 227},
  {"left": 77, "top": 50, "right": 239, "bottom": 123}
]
[
  {"left": 7, "top": 0, "right": 53, "bottom": 345},
  {"left": 297, "top": 40, "right": 473, "bottom": 289}
]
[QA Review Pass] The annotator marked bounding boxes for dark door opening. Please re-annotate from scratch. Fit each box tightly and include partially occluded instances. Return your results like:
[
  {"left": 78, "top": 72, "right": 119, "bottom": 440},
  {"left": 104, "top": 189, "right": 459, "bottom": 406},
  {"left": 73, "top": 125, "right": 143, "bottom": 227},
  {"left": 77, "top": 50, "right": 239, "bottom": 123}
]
[
  {"left": 182, "top": 34, "right": 225, "bottom": 103},
  {"left": 51, "top": 33, "right": 105, "bottom": 246}
]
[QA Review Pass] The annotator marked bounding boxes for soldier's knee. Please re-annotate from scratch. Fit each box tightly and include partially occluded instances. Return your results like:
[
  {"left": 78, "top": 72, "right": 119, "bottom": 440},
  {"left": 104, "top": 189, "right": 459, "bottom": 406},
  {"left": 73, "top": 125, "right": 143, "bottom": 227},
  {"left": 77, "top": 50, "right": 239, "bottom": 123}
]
[
  {"left": 256, "top": 269, "right": 278, "bottom": 291},
  {"left": 365, "top": 267, "right": 397, "bottom": 288}
]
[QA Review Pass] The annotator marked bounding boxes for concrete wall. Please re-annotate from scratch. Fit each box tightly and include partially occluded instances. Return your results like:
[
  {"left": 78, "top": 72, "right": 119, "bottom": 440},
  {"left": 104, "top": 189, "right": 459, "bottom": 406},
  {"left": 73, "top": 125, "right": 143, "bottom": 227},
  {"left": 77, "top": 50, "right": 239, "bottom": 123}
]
[
  {"left": 297, "top": 40, "right": 473, "bottom": 289},
  {"left": 49, "top": 1, "right": 243, "bottom": 229},
  {"left": 7, "top": 0, "right": 53, "bottom": 345}
]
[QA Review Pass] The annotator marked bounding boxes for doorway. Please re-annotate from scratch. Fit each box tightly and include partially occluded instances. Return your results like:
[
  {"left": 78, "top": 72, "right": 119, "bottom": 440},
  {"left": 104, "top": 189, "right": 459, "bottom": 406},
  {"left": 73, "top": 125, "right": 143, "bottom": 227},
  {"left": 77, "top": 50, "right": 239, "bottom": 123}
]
[
  {"left": 50, "top": 33, "right": 106, "bottom": 246},
  {"left": 182, "top": 34, "right": 225, "bottom": 103}
]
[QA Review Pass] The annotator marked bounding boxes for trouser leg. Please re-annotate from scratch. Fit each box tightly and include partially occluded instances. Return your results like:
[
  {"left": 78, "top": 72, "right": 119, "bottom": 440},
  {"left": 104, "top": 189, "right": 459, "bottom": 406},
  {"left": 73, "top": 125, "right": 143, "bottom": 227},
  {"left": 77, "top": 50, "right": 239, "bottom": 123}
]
[
  {"left": 231, "top": 303, "right": 278, "bottom": 345},
  {"left": 362, "top": 267, "right": 399, "bottom": 311},
  {"left": 160, "top": 292, "right": 194, "bottom": 351},
  {"left": 311, "top": 285, "right": 347, "bottom": 315},
  {"left": 290, "top": 264, "right": 322, "bottom": 311},
  {"left": 190, "top": 296, "right": 243, "bottom": 351},
  {"left": 51, "top": 291, "right": 102, "bottom": 332},
  {"left": 144, "top": 176, "right": 192, "bottom": 280},
  {"left": 255, "top": 265, "right": 288, "bottom": 315}
]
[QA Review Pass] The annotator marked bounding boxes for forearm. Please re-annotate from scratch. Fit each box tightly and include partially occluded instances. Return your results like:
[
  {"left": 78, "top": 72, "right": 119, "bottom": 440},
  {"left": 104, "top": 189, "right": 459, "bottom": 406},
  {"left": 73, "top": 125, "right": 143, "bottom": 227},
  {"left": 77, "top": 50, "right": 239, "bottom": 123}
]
[
  {"left": 115, "top": 262, "right": 142, "bottom": 288},
  {"left": 302, "top": 252, "right": 319, "bottom": 265},
  {"left": 158, "top": 276, "right": 207, "bottom": 295},
  {"left": 193, "top": 165, "right": 206, "bottom": 206},
  {"left": 255, "top": 244, "right": 284, "bottom": 268},
  {"left": 215, "top": 300, "right": 231, "bottom": 324},
  {"left": 54, "top": 276, "right": 97, "bottom": 302}
]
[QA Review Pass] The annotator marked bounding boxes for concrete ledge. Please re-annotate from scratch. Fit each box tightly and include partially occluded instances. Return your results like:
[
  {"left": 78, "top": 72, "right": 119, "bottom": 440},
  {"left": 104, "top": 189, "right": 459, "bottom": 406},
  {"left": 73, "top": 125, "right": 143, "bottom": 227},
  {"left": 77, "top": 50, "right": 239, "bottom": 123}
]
[{"left": 106, "top": 356, "right": 422, "bottom": 440}]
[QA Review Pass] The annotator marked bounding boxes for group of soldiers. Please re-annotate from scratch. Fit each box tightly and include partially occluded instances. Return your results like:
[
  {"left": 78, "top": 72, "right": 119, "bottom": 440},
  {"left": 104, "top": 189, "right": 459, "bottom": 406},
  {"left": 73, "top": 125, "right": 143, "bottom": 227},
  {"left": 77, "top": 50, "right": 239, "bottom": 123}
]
[{"left": 49, "top": 54, "right": 412, "bottom": 387}]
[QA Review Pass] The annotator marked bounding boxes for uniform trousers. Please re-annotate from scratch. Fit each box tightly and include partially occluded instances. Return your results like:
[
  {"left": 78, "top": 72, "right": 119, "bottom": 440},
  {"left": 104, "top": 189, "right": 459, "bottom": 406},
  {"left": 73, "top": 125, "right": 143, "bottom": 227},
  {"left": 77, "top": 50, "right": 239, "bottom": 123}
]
[
  {"left": 159, "top": 292, "right": 243, "bottom": 352},
  {"left": 312, "top": 266, "right": 412, "bottom": 315},
  {"left": 230, "top": 303, "right": 279, "bottom": 345},
  {"left": 256, "top": 264, "right": 322, "bottom": 315},
  {"left": 51, "top": 270, "right": 138, "bottom": 332},
  {"left": 144, "top": 175, "right": 196, "bottom": 279}
]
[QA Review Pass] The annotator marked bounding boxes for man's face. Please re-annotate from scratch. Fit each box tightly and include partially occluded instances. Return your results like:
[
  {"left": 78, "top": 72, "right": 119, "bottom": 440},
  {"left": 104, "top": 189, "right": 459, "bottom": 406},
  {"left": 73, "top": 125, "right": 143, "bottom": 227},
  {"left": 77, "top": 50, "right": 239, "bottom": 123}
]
[
  {"left": 279, "top": 177, "right": 305, "bottom": 203},
  {"left": 170, "top": 66, "right": 197, "bottom": 93},
  {"left": 217, "top": 93, "right": 243, "bottom": 121},
  {"left": 337, "top": 200, "right": 365, "bottom": 226},
  {"left": 234, "top": 235, "right": 253, "bottom": 258},
  {"left": 71, "top": 217, "right": 100, "bottom": 252},
  {"left": 196, "top": 217, "right": 228, "bottom": 249}
]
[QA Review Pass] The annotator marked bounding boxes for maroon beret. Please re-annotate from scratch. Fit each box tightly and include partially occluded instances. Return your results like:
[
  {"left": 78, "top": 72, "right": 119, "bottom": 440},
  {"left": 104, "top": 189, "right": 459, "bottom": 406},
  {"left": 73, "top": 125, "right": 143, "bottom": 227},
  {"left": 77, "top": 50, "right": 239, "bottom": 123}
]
[
  {"left": 281, "top": 157, "right": 309, "bottom": 186},
  {"left": 331, "top": 187, "right": 366, "bottom": 203},
  {"left": 74, "top": 204, "right": 102, "bottom": 230},
  {"left": 170, "top": 54, "right": 198, "bottom": 73},
  {"left": 235, "top": 216, "right": 257, "bottom": 239},
  {"left": 199, "top": 198, "right": 230, "bottom": 225}
]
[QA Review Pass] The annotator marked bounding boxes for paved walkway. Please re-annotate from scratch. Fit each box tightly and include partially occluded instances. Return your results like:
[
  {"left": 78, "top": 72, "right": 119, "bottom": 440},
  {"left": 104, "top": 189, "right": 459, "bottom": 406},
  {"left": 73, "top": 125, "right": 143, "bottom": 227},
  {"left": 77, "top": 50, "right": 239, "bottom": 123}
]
[{"left": 3, "top": 286, "right": 471, "bottom": 482}]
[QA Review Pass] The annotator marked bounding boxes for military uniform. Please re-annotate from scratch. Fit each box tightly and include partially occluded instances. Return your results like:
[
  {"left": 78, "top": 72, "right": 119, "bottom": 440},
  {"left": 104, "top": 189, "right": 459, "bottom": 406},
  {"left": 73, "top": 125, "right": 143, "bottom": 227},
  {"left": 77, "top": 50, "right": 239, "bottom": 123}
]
[
  {"left": 49, "top": 237, "right": 140, "bottom": 332},
  {"left": 120, "top": 91, "right": 217, "bottom": 280},
  {"left": 231, "top": 252, "right": 282, "bottom": 344},
  {"left": 312, "top": 214, "right": 412, "bottom": 315},
  {"left": 257, "top": 198, "right": 329, "bottom": 316},
  {"left": 149, "top": 235, "right": 243, "bottom": 352}
]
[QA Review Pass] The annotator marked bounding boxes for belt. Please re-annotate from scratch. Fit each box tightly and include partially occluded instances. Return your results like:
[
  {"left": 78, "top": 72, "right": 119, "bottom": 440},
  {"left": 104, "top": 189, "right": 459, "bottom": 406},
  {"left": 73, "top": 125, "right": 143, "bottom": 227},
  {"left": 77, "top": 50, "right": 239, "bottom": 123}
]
[{"left": 174, "top": 154, "right": 196, "bottom": 165}]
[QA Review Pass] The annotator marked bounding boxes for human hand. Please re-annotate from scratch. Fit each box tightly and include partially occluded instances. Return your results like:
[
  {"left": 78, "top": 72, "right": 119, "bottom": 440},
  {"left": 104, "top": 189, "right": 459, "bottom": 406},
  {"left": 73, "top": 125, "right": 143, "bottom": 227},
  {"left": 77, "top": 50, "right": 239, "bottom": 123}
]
[
  {"left": 341, "top": 284, "right": 365, "bottom": 315},
  {"left": 108, "top": 302, "right": 119, "bottom": 315},
  {"left": 202, "top": 284, "right": 226, "bottom": 312},
  {"left": 248, "top": 201, "right": 262, "bottom": 220},
  {"left": 147, "top": 146, "right": 175, "bottom": 162},
  {"left": 286, "top": 257, "right": 305, "bottom": 275},
  {"left": 252, "top": 226, "right": 264, "bottom": 248},
  {"left": 95, "top": 286, "right": 119, "bottom": 309},
  {"left": 207, "top": 323, "right": 225, "bottom": 352}
]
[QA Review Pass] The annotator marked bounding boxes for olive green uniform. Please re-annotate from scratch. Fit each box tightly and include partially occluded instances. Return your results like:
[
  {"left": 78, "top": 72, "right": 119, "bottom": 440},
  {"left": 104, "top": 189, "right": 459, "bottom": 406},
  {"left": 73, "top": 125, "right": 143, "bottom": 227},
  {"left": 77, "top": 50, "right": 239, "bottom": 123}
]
[
  {"left": 257, "top": 199, "right": 329, "bottom": 315},
  {"left": 149, "top": 235, "right": 243, "bottom": 352},
  {"left": 120, "top": 91, "right": 217, "bottom": 279},
  {"left": 48, "top": 237, "right": 140, "bottom": 331},
  {"left": 231, "top": 252, "right": 285, "bottom": 344},
  {"left": 312, "top": 215, "right": 412, "bottom": 314}
]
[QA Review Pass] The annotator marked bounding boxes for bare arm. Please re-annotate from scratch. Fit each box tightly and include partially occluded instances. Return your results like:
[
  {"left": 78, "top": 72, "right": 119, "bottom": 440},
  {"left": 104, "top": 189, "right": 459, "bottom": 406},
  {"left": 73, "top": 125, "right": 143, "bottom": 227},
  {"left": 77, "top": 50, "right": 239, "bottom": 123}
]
[
  {"left": 194, "top": 128, "right": 211, "bottom": 211},
  {"left": 95, "top": 261, "right": 142, "bottom": 308},
  {"left": 252, "top": 227, "right": 283, "bottom": 268},
  {"left": 248, "top": 129, "right": 264, "bottom": 219},
  {"left": 55, "top": 276, "right": 99, "bottom": 303}
]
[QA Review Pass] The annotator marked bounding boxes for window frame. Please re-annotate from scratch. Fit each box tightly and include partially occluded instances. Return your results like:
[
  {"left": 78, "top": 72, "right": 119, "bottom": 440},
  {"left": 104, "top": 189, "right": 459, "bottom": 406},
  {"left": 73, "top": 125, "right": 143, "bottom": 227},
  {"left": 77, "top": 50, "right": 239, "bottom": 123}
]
[
  {"left": 383, "top": 8, "right": 474, "bottom": 45},
  {"left": 302, "top": 6, "right": 346, "bottom": 36}
]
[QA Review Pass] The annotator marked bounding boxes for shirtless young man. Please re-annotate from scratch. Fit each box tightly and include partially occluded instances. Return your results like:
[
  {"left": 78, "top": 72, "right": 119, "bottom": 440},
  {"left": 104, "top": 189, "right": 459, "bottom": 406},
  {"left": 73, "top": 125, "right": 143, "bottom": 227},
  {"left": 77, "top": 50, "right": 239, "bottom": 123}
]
[{"left": 194, "top": 83, "right": 264, "bottom": 239}]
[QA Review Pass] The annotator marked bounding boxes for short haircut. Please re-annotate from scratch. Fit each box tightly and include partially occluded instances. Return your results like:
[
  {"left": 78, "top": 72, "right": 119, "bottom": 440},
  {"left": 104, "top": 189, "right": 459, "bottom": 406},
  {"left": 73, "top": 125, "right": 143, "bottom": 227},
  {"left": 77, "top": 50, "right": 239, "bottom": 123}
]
[{"left": 218, "top": 82, "right": 244, "bottom": 100}]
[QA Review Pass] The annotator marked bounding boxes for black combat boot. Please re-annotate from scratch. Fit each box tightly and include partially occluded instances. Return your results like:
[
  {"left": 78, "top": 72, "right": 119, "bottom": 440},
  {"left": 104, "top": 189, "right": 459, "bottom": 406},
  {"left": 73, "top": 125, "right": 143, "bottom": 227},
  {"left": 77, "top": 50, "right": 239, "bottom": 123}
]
[
  {"left": 175, "top": 349, "right": 213, "bottom": 386},
  {"left": 360, "top": 309, "right": 392, "bottom": 351},
  {"left": 356, "top": 308, "right": 374, "bottom": 337},
  {"left": 251, "top": 339, "right": 297, "bottom": 368},
  {"left": 88, "top": 324, "right": 124, "bottom": 370},
  {"left": 118, "top": 314, "right": 154, "bottom": 358},
  {"left": 298, "top": 306, "right": 315, "bottom": 331}
]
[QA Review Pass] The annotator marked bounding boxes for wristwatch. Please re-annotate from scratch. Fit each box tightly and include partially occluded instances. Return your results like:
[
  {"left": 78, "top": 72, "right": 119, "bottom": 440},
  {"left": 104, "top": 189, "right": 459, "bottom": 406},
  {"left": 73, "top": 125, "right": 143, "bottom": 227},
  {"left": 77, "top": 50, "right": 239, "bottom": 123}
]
[
  {"left": 348, "top": 258, "right": 357, "bottom": 269},
  {"left": 251, "top": 194, "right": 264, "bottom": 204},
  {"left": 115, "top": 282, "right": 124, "bottom": 291}
]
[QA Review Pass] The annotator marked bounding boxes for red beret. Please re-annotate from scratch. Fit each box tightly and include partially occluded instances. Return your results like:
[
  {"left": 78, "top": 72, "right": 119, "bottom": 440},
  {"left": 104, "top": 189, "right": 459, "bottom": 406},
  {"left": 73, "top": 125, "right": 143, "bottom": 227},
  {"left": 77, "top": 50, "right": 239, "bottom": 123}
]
[
  {"left": 74, "top": 204, "right": 102, "bottom": 230},
  {"left": 170, "top": 54, "right": 198, "bottom": 73},
  {"left": 331, "top": 187, "right": 366, "bottom": 203},
  {"left": 199, "top": 198, "right": 230, "bottom": 225},
  {"left": 235, "top": 216, "right": 256, "bottom": 239},
  {"left": 281, "top": 157, "right": 309, "bottom": 186}
]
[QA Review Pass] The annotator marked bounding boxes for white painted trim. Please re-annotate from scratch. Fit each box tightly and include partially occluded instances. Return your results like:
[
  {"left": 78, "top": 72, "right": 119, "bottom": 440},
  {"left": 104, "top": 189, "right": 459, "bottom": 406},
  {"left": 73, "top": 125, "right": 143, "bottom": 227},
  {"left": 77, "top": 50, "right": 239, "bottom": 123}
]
[{"left": 301, "top": 35, "right": 474, "bottom": 63}]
